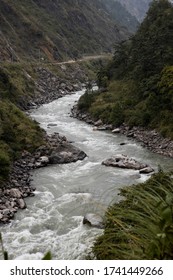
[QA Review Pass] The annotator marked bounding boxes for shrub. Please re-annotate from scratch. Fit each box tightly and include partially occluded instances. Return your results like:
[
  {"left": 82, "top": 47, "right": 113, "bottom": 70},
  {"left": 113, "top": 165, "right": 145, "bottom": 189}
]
[{"left": 92, "top": 171, "right": 173, "bottom": 260}]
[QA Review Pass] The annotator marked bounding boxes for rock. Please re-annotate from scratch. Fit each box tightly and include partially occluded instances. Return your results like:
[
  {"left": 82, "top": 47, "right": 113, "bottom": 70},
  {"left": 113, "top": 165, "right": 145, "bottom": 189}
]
[
  {"left": 39, "top": 156, "right": 49, "bottom": 165},
  {"left": 127, "top": 132, "right": 134, "bottom": 137},
  {"left": 105, "top": 125, "right": 113, "bottom": 130},
  {"left": 2, "top": 209, "right": 11, "bottom": 217},
  {"left": 102, "top": 154, "right": 152, "bottom": 171},
  {"left": 139, "top": 167, "right": 154, "bottom": 174},
  {"left": 112, "top": 128, "right": 120, "bottom": 133},
  {"left": 77, "top": 150, "right": 87, "bottom": 161},
  {"left": 60, "top": 151, "right": 73, "bottom": 163},
  {"left": 17, "top": 199, "right": 26, "bottom": 209},
  {"left": 83, "top": 213, "right": 104, "bottom": 229},
  {"left": 9, "top": 188, "right": 22, "bottom": 198},
  {"left": 35, "top": 162, "right": 42, "bottom": 168},
  {"left": 97, "top": 126, "right": 107, "bottom": 131},
  {"left": 94, "top": 119, "right": 103, "bottom": 127},
  {"left": 47, "top": 123, "right": 57, "bottom": 127}
]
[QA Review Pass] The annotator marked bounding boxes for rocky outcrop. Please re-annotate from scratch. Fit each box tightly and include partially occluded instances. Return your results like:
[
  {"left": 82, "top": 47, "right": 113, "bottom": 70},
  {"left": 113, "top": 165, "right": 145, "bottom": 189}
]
[
  {"left": 102, "top": 154, "right": 154, "bottom": 173},
  {"left": 83, "top": 213, "right": 104, "bottom": 229},
  {"left": 25, "top": 67, "right": 85, "bottom": 110}
]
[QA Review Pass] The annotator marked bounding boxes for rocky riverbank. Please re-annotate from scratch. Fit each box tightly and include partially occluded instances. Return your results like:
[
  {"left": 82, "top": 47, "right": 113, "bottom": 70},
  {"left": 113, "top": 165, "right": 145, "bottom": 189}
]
[
  {"left": 71, "top": 105, "right": 173, "bottom": 158},
  {"left": 0, "top": 65, "right": 90, "bottom": 225},
  {"left": 23, "top": 65, "right": 88, "bottom": 110},
  {"left": 0, "top": 132, "right": 87, "bottom": 224}
]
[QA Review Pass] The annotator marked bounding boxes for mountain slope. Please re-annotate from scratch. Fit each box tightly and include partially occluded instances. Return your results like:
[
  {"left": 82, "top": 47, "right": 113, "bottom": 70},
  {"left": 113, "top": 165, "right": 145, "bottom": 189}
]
[
  {"left": 101, "top": 0, "right": 139, "bottom": 32},
  {"left": 0, "top": 0, "right": 133, "bottom": 62},
  {"left": 117, "top": 0, "right": 151, "bottom": 21}
]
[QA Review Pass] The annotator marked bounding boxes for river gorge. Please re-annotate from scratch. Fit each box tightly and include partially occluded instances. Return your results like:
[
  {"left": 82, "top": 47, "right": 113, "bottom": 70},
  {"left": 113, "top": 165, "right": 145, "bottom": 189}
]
[{"left": 1, "top": 89, "right": 173, "bottom": 260}]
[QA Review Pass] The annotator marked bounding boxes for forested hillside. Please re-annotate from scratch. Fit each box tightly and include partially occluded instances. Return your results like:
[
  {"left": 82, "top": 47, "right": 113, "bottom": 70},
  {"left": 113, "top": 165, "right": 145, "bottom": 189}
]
[{"left": 78, "top": 0, "right": 173, "bottom": 139}]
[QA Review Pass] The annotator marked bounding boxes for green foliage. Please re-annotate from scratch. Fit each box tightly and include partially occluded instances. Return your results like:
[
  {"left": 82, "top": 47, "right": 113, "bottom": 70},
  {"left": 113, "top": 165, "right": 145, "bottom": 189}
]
[
  {"left": 92, "top": 171, "right": 173, "bottom": 260},
  {"left": 78, "top": 90, "right": 97, "bottom": 111},
  {"left": 0, "top": 99, "right": 44, "bottom": 181},
  {"left": 0, "top": 143, "right": 10, "bottom": 182},
  {"left": 42, "top": 251, "right": 52, "bottom": 260},
  {"left": 80, "top": 0, "right": 173, "bottom": 139},
  {"left": 0, "top": 63, "right": 36, "bottom": 109}
]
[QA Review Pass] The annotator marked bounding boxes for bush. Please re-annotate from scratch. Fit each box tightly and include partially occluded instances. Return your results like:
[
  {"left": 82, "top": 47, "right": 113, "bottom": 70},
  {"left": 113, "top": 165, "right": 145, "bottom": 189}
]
[
  {"left": 0, "top": 144, "right": 10, "bottom": 181},
  {"left": 92, "top": 171, "right": 173, "bottom": 260},
  {"left": 78, "top": 90, "right": 96, "bottom": 111}
]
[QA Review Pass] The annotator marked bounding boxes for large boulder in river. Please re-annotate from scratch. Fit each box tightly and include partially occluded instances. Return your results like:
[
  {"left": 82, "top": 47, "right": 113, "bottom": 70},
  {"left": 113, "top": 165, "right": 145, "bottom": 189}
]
[
  {"left": 83, "top": 213, "right": 104, "bottom": 229},
  {"left": 49, "top": 143, "right": 87, "bottom": 164},
  {"left": 102, "top": 154, "right": 154, "bottom": 173}
]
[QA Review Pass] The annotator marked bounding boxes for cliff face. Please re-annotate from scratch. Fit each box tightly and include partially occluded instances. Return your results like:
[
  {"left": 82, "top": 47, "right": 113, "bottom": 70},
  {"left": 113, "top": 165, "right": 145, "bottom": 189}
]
[
  {"left": 0, "top": 0, "right": 134, "bottom": 62},
  {"left": 117, "top": 0, "right": 151, "bottom": 21}
]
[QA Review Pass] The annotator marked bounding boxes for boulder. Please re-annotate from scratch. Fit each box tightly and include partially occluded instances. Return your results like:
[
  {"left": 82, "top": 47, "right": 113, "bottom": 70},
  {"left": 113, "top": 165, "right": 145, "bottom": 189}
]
[
  {"left": 39, "top": 156, "right": 49, "bottom": 164},
  {"left": 17, "top": 199, "right": 26, "bottom": 209},
  {"left": 139, "top": 167, "right": 154, "bottom": 174},
  {"left": 97, "top": 126, "right": 107, "bottom": 131},
  {"left": 102, "top": 154, "right": 153, "bottom": 171},
  {"left": 49, "top": 143, "right": 87, "bottom": 164},
  {"left": 83, "top": 213, "right": 104, "bottom": 229},
  {"left": 9, "top": 188, "right": 22, "bottom": 198},
  {"left": 94, "top": 119, "right": 103, "bottom": 127},
  {"left": 112, "top": 128, "right": 120, "bottom": 133}
]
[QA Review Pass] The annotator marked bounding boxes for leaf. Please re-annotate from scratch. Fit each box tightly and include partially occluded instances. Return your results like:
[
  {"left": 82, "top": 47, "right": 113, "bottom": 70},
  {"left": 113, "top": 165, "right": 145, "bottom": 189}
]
[{"left": 42, "top": 251, "right": 52, "bottom": 260}]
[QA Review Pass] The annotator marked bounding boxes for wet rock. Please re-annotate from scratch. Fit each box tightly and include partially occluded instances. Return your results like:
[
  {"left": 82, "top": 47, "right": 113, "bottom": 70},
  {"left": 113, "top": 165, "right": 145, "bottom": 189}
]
[
  {"left": 17, "top": 199, "right": 26, "bottom": 209},
  {"left": 97, "top": 126, "right": 107, "bottom": 131},
  {"left": 77, "top": 150, "right": 87, "bottom": 160},
  {"left": 94, "top": 119, "right": 103, "bottom": 127},
  {"left": 83, "top": 213, "right": 104, "bottom": 229},
  {"left": 9, "top": 188, "right": 22, "bottom": 198},
  {"left": 38, "top": 156, "right": 49, "bottom": 165},
  {"left": 102, "top": 154, "right": 153, "bottom": 171},
  {"left": 49, "top": 148, "right": 87, "bottom": 164},
  {"left": 112, "top": 128, "right": 120, "bottom": 133},
  {"left": 47, "top": 123, "right": 57, "bottom": 127},
  {"left": 139, "top": 167, "right": 154, "bottom": 174}
]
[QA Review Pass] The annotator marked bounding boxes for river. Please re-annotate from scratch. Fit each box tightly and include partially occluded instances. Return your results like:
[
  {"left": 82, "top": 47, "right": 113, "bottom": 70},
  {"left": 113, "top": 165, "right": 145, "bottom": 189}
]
[{"left": 1, "top": 89, "right": 173, "bottom": 260}]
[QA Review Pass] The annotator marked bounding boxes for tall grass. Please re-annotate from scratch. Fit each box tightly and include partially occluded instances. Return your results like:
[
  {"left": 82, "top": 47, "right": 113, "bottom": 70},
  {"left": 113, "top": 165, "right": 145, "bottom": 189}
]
[{"left": 92, "top": 171, "right": 173, "bottom": 259}]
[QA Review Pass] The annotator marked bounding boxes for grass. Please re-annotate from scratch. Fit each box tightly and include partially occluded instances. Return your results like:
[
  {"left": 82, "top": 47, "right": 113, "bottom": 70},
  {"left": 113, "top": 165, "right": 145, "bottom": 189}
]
[{"left": 91, "top": 170, "right": 173, "bottom": 260}]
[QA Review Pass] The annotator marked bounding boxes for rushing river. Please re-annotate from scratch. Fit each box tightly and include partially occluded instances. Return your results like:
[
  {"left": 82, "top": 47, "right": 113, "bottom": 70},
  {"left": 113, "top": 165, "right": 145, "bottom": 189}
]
[{"left": 1, "top": 89, "right": 173, "bottom": 260}]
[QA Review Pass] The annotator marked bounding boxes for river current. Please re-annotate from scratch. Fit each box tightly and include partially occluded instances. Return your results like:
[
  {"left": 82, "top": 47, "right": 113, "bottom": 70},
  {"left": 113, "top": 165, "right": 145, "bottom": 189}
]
[{"left": 1, "top": 89, "right": 173, "bottom": 260}]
